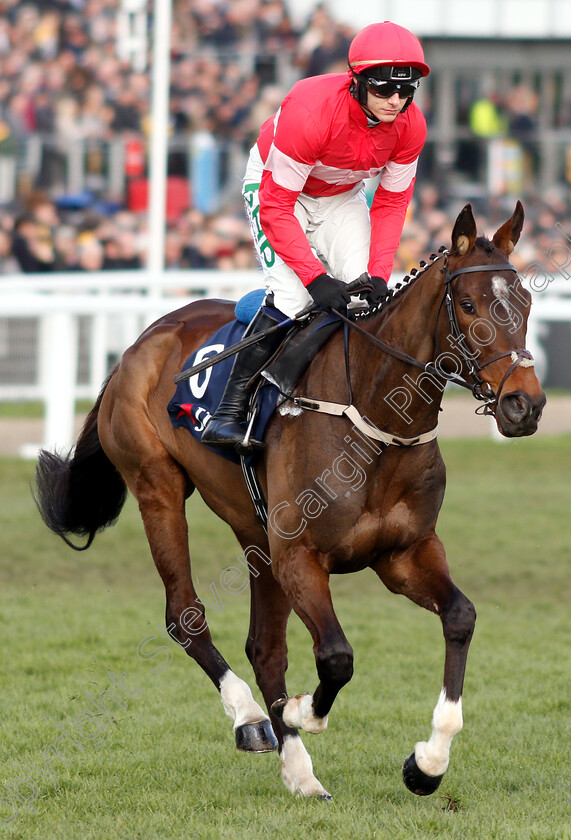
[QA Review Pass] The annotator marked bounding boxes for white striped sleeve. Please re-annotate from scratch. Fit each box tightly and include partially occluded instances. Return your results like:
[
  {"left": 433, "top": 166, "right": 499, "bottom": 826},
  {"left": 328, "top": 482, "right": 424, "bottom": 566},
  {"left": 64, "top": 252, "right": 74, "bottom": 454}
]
[
  {"left": 379, "top": 159, "right": 418, "bottom": 192},
  {"left": 265, "top": 143, "right": 314, "bottom": 192}
]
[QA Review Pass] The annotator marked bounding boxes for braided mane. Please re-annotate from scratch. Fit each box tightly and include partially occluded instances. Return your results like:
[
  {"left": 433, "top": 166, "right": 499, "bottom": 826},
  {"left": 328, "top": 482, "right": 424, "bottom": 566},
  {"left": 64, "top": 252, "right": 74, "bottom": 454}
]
[
  {"left": 351, "top": 232, "right": 502, "bottom": 324},
  {"left": 351, "top": 246, "right": 448, "bottom": 323}
]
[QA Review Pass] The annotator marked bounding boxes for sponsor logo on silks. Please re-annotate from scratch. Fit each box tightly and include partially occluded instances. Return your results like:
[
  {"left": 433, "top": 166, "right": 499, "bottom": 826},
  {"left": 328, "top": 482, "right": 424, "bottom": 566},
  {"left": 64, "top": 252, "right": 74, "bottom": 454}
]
[
  {"left": 176, "top": 403, "right": 212, "bottom": 433},
  {"left": 243, "top": 182, "right": 276, "bottom": 269}
]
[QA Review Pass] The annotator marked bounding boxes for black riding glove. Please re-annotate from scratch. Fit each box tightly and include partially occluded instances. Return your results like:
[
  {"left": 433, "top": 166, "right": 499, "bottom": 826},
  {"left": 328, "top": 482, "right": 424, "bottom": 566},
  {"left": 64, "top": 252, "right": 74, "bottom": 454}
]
[
  {"left": 361, "top": 276, "right": 389, "bottom": 307},
  {"left": 307, "top": 273, "right": 351, "bottom": 314}
]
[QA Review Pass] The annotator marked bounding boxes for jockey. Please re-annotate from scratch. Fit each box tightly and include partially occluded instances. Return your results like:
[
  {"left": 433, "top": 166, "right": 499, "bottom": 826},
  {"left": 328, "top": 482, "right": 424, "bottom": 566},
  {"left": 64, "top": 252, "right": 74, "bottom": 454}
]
[{"left": 202, "top": 20, "right": 430, "bottom": 451}]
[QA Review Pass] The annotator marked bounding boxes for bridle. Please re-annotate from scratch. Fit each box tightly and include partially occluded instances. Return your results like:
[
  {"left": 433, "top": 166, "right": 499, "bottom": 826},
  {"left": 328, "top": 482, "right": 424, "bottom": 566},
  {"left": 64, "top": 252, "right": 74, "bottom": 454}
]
[
  {"left": 337, "top": 253, "right": 534, "bottom": 416},
  {"left": 439, "top": 255, "right": 534, "bottom": 413}
]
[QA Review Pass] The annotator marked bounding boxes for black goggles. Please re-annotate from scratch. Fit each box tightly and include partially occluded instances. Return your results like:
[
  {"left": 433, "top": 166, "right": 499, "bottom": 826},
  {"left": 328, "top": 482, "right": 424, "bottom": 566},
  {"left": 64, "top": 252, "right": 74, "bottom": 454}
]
[{"left": 365, "top": 80, "right": 418, "bottom": 100}]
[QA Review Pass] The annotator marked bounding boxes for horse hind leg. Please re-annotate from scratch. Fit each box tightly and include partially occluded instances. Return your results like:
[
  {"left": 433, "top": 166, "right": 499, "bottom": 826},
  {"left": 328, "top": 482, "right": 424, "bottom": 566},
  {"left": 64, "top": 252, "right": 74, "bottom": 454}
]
[
  {"left": 130, "top": 453, "right": 276, "bottom": 753},
  {"left": 243, "top": 546, "right": 331, "bottom": 798},
  {"left": 375, "top": 533, "right": 476, "bottom": 796}
]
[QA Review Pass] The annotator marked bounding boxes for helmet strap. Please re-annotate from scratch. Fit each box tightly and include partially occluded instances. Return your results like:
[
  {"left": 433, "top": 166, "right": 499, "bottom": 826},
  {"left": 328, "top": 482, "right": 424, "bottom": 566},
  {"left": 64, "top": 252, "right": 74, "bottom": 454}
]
[
  {"left": 349, "top": 74, "right": 368, "bottom": 107},
  {"left": 350, "top": 73, "right": 415, "bottom": 118}
]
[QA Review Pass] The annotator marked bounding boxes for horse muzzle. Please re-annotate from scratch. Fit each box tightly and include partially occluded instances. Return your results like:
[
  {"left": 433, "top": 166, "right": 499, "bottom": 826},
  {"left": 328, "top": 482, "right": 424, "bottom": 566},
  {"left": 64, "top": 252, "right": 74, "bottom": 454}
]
[{"left": 495, "top": 389, "right": 546, "bottom": 437}]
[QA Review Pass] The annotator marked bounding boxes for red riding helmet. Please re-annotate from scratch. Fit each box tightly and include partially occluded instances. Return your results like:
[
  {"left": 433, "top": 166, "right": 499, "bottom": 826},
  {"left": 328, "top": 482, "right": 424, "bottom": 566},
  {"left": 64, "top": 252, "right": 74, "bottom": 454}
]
[
  {"left": 348, "top": 22, "right": 429, "bottom": 114},
  {"left": 348, "top": 21, "right": 430, "bottom": 77}
]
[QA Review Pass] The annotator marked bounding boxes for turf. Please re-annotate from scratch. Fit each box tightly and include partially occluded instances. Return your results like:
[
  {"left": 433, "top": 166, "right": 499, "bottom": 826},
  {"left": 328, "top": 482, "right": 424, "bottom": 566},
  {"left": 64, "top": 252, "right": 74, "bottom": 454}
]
[
  {"left": 0, "top": 435, "right": 569, "bottom": 839},
  {"left": 0, "top": 401, "right": 93, "bottom": 420}
]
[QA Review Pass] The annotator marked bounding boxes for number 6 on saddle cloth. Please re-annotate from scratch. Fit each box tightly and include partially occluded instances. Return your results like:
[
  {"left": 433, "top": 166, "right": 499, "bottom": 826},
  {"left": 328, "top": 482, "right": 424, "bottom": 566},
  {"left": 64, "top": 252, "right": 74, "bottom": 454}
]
[{"left": 167, "top": 289, "right": 344, "bottom": 464}]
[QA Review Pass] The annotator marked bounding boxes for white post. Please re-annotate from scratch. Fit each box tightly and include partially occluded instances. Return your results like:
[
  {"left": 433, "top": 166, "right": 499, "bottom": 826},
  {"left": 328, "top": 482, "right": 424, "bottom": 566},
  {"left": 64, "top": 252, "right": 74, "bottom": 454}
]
[
  {"left": 42, "top": 312, "right": 79, "bottom": 452},
  {"left": 90, "top": 312, "right": 109, "bottom": 399},
  {"left": 147, "top": 0, "right": 172, "bottom": 293}
]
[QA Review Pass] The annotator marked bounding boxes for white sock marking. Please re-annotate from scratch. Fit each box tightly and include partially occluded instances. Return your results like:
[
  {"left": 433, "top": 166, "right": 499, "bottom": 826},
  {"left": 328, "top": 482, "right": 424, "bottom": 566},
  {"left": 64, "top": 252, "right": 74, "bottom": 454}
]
[
  {"left": 280, "top": 734, "right": 330, "bottom": 798},
  {"left": 219, "top": 671, "right": 268, "bottom": 729},
  {"left": 281, "top": 693, "right": 328, "bottom": 734},
  {"left": 414, "top": 689, "right": 463, "bottom": 777}
]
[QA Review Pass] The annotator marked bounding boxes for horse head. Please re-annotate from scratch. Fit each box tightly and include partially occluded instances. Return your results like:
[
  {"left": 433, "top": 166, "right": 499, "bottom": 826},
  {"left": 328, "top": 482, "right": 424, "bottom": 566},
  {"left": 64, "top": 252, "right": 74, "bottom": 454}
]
[{"left": 436, "top": 201, "right": 546, "bottom": 437}]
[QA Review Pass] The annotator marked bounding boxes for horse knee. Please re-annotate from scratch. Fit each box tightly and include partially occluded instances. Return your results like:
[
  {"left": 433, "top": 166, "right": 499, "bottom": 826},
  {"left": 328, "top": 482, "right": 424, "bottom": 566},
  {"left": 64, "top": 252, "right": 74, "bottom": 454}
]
[
  {"left": 442, "top": 594, "right": 476, "bottom": 645},
  {"left": 316, "top": 638, "right": 354, "bottom": 685}
]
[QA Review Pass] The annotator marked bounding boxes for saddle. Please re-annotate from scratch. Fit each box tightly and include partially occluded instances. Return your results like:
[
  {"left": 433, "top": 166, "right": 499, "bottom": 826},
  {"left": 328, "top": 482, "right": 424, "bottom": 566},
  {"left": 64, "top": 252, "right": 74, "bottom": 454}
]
[
  {"left": 262, "top": 309, "right": 342, "bottom": 396},
  {"left": 167, "top": 305, "right": 343, "bottom": 464}
]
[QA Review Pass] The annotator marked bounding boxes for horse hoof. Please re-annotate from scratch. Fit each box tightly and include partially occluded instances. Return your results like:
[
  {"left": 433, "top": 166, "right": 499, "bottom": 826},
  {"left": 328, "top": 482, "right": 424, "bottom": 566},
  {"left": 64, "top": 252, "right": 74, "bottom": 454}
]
[
  {"left": 235, "top": 720, "right": 278, "bottom": 753},
  {"left": 402, "top": 752, "right": 444, "bottom": 796}
]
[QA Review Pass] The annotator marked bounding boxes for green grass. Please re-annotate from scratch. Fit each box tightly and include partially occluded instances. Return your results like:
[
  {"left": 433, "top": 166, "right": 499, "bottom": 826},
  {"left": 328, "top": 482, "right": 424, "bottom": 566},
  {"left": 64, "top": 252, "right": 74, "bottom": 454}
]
[
  {"left": 0, "top": 436, "right": 569, "bottom": 839},
  {"left": 0, "top": 401, "right": 94, "bottom": 420}
]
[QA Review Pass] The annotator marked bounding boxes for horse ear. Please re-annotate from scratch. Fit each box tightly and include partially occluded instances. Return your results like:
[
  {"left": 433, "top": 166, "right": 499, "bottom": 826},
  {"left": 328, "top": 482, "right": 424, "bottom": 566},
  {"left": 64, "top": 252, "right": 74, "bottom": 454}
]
[
  {"left": 492, "top": 200, "right": 525, "bottom": 255},
  {"left": 451, "top": 204, "right": 477, "bottom": 256}
]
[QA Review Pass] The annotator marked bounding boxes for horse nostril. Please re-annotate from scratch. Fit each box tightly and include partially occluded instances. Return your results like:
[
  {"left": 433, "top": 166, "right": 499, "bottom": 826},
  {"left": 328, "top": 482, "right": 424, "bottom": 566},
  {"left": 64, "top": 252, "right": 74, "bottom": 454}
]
[
  {"left": 533, "top": 392, "right": 547, "bottom": 420},
  {"left": 501, "top": 393, "right": 531, "bottom": 423}
]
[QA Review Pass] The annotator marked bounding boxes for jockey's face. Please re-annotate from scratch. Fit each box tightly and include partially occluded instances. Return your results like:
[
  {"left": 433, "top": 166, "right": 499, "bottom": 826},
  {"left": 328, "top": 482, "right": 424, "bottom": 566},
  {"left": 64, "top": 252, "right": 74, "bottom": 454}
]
[{"left": 365, "top": 89, "right": 408, "bottom": 122}]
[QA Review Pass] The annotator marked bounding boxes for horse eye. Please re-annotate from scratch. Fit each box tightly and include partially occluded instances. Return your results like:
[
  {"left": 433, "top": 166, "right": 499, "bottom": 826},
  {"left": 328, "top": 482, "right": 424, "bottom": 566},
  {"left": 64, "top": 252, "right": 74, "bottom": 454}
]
[{"left": 460, "top": 300, "right": 476, "bottom": 314}]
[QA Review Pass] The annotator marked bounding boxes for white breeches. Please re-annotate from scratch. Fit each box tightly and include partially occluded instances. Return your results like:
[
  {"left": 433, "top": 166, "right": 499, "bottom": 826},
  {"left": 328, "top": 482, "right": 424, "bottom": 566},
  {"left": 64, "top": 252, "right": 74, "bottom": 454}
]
[{"left": 243, "top": 144, "right": 371, "bottom": 318}]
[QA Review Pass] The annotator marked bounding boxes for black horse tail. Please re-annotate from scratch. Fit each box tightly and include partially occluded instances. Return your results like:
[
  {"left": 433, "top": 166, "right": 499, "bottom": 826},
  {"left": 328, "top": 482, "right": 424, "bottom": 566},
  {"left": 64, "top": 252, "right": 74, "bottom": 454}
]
[{"left": 34, "top": 373, "right": 127, "bottom": 551}]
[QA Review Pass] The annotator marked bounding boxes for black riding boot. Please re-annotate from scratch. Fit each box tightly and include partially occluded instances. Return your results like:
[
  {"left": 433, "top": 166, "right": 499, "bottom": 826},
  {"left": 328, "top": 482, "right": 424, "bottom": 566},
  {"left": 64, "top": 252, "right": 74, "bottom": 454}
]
[{"left": 201, "top": 308, "right": 283, "bottom": 451}]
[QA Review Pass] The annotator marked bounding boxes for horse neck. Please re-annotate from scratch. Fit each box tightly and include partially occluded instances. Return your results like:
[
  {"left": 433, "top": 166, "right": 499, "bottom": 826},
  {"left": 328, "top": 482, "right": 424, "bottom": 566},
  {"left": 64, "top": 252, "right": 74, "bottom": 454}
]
[{"left": 350, "top": 260, "right": 447, "bottom": 436}]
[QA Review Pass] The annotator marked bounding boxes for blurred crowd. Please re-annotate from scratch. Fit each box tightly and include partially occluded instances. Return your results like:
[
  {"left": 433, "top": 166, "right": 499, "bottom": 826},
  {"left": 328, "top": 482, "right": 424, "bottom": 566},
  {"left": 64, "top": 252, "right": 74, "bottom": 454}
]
[
  {"left": 3, "top": 182, "right": 567, "bottom": 280},
  {"left": 0, "top": 0, "right": 569, "bottom": 281},
  {"left": 393, "top": 183, "right": 570, "bottom": 278}
]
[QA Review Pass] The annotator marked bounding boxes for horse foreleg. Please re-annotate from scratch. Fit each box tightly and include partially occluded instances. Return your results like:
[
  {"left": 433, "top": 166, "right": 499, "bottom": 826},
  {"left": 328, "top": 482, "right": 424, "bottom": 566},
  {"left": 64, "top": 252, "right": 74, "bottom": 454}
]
[
  {"left": 134, "top": 460, "right": 275, "bottom": 752},
  {"left": 375, "top": 533, "right": 476, "bottom": 796},
  {"left": 271, "top": 549, "right": 353, "bottom": 739},
  {"left": 245, "top": 553, "right": 331, "bottom": 798}
]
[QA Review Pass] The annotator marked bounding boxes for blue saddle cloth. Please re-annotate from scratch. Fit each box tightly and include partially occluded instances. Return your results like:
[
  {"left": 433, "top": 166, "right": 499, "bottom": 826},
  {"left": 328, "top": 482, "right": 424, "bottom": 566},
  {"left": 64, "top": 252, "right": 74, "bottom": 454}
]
[
  {"left": 167, "top": 315, "right": 280, "bottom": 464},
  {"left": 168, "top": 292, "right": 343, "bottom": 464}
]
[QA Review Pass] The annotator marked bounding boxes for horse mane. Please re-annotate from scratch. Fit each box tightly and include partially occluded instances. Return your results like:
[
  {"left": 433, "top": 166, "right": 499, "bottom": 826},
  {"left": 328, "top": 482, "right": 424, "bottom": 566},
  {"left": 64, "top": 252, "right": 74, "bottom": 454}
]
[
  {"left": 352, "top": 234, "right": 498, "bottom": 325},
  {"left": 351, "top": 247, "right": 447, "bottom": 325}
]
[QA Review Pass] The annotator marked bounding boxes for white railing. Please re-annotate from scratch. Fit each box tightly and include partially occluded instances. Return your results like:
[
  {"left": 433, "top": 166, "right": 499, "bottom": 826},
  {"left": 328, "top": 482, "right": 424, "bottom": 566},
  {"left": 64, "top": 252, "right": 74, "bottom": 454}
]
[
  {"left": 1, "top": 269, "right": 570, "bottom": 455},
  {"left": 0, "top": 270, "right": 263, "bottom": 454}
]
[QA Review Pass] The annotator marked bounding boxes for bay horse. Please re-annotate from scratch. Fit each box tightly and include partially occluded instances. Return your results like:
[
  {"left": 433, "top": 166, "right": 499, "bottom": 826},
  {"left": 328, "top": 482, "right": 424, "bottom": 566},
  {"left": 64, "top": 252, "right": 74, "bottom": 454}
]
[{"left": 35, "top": 202, "right": 545, "bottom": 799}]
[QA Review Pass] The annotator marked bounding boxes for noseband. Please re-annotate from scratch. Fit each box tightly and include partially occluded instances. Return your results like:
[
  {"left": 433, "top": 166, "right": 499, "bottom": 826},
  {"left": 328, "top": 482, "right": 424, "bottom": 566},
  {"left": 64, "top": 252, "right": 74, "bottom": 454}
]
[{"left": 440, "top": 257, "right": 534, "bottom": 414}]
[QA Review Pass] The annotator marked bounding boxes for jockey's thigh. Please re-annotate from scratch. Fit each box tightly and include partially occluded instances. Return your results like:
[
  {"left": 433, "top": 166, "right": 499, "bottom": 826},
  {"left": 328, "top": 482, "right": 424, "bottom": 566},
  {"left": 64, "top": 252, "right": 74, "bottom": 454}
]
[
  {"left": 242, "top": 146, "right": 314, "bottom": 319},
  {"left": 265, "top": 197, "right": 316, "bottom": 317},
  {"left": 302, "top": 185, "right": 371, "bottom": 283},
  {"left": 265, "top": 262, "right": 314, "bottom": 318}
]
